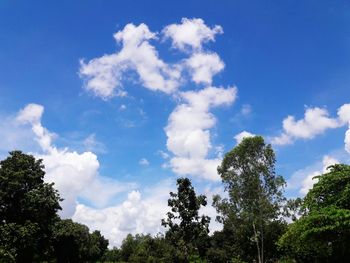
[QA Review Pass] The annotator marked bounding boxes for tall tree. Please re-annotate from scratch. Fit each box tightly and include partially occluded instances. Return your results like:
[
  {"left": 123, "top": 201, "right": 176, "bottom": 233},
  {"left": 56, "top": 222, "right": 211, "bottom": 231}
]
[
  {"left": 0, "top": 151, "right": 61, "bottom": 262},
  {"left": 278, "top": 164, "right": 350, "bottom": 262},
  {"left": 162, "top": 177, "right": 210, "bottom": 261},
  {"left": 213, "top": 136, "right": 286, "bottom": 263}
]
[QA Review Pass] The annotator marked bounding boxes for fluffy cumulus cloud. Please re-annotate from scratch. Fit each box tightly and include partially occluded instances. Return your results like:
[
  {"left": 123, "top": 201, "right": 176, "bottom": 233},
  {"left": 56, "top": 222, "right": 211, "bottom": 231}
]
[
  {"left": 81, "top": 18, "right": 235, "bottom": 181},
  {"left": 73, "top": 180, "right": 173, "bottom": 247},
  {"left": 74, "top": 18, "right": 237, "bottom": 242},
  {"left": 73, "top": 179, "right": 223, "bottom": 247},
  {"left": 15, "top": 104, "right": 133, "bottom": 217},
  {"left": 11, "top": 103, "right": 224, "bottom": 246},
  {"left": 185, "top": 52, "right": 224, "bottom": 84},
  {"left": 17, "top": 103, "right": 55, "bottom": 152},
  {"left": 162, "top": 18, "right": 223, "bottom": 51},
  {"left": 272, "top": 107, "right": 339, "bottom": 145},
  {"left": 165, "top": 86, "right": 237, "bottom": 180},
  {"left": 80, "top": 18, "right": 227, "bottom": 100},
  {"left": 272, "top": 104, "right": 350, "bottom": 150},
  {"left": 80, "top": 23, "right": 182, "bottom": 98},
  {"left": 234, "top": 131, "right": 255, "bottom": 144}
]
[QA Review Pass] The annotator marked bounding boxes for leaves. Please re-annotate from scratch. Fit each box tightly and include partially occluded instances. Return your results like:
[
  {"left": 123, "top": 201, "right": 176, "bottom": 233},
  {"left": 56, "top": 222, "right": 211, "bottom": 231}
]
[
  {"left": 214, "top": 136, "right": 286, "bottom": 262},
  {"left": 278, "top": 164, "right": 350, "bottom": 262},
  {"left": 162, "top": 177, "right": 210, "bottom": 261}
]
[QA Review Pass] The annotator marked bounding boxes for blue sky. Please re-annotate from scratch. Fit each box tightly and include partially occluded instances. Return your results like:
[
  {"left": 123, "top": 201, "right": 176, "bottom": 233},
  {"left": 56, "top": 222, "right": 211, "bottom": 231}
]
[{"left": 1, "top": 0, "right": 350, "bottom": 246}]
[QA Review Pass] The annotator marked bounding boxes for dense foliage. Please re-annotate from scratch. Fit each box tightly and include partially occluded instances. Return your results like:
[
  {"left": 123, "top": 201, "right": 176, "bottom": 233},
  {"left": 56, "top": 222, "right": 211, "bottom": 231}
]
[
  {"left": 0, "top": 151, "right": 61, "bottom": 262},
  {"left": 162, "top": 178, "right": 210, "bottom": 261},
  {"left": 0, "top": 151, "right": 108, "bottom": 262},
  {"left": 278, "top": 164, "right": 350, "bottom": 262},
  {"left": 1, "top": 139, "right": 349, "bottom": 262}
]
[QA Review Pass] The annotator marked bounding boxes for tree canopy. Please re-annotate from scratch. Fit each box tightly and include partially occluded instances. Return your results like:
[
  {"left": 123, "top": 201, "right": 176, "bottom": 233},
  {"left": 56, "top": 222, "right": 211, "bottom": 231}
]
[
  {"left": 1, "top": 147, "right": 350, "bottom": 262},
  {"left": 0, "top": 151, "right": 109, "bottom": 263},
  {"left": 0, "top": 151, "right": 61, "bottom": 262},
  {"left": 162, "top": 177, "right": 210, "bottom": 261},
  {"left": 278, "top": 164, "right": 350, "bottom": 262},
  {"left": 213, "top": 136, "right": 286, "bottom": 263}
]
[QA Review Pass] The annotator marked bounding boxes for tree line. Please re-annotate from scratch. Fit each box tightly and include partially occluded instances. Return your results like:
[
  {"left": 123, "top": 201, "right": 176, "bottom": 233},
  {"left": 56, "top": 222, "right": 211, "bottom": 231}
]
[{"left": 1, "top": 136, "right": 349, "bottom": 262}]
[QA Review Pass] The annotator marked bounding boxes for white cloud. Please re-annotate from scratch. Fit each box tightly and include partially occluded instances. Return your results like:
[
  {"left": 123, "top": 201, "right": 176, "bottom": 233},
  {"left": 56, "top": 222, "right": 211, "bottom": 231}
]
[
  {"left": 234, "top": 131, "right": 255, "bottom": 144},
  {"left": 79, "top": 20, "right": 237, "bottom": 182},
  {"left": 73, "top": 179, "right": 222, "bottom": 247},
  {"left": 283, "top": 107, "right": 339, "bottom": 139},
  {"left": 271, "top": 105, "right": 350, "bottom": 146},
  {"left": 15, "top": 104, "right": 133, "bottom": 218},
  {"left": 73, "top": 179, "right": 173, "bottom": 247},
  {"left": 16, "top": 103, "right": 44, "bottom": 123},
  {"left": 185, "top": 52, "right": 224, "bottom": 84},
  {"left": 337, "top": 103, "right": 350, "bottom": 124},
  {"left": 162, "top": 18, "right": 223, "bottom": 51},
  {"left": 16, "top": 103, "right": 55, "bottom": 152},
  {"left": 169, "top": 157, "right": 222, "bottom": 181},
  {"left": 271, "top": 103, "right": 350, "bottom": 155},
  {"left": 80, "top": 23, "right": 182, "bottom": 99},
  {"left": 345, "top": 123, "right": 350, "bottom": 154},
  {"left": 270, "top": 133, "right": 293, "bottom": 146},
  {"left": 165, "top": 86, "right": 237, "bottom": 180},
  {"left": 0, "top": 114, "right": 39, "bottom": 157},
  {"left": 139, "top": 158, "right": 150, "bottom": 166}
]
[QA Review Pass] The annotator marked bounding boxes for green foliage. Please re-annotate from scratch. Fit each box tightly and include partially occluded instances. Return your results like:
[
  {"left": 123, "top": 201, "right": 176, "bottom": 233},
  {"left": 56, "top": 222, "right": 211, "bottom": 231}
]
[
  {"left": 0, "top": 151, "right": 61, "bottom": 262},
  {"left": 213, "top": 136, "right": 286, "bottom": 262},
  {"left": 278, "top": 164, "right": 350, "bottom": 262},
  {"left": 162, "top": 178, "right": 210, "bottom": 261},
  {"left": 2, "top": 149, "right": 349, "bottom": 262},
  {"left": 53, "top": 219, "right": 108, "bottom": 263},
  {"left": 104, "top": 233, "right": 174, "bottom": 263}
]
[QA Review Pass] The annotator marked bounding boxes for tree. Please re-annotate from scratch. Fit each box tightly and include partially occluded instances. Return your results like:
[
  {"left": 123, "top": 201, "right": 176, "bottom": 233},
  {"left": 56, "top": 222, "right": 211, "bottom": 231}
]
[
  {"left": 278, "top": 164, "right": 350, "bottom": 262},
  {"left": 162, "top": 178, "right": 210, "bottom": 261},
  {"left": 213, "top": 136, "right": 286, "bottom": 263},
  {"left": 53, "top": 219, "right": 108, "bottom": 263},
  {"left": 88, "top": 230, "right": 109, "bottom": 262},
  {"left": 0, "top": 151, "right": 61, "bottom": 262},
  {"left": 117, "top": 233, "right": 175, "bottom": 263}
]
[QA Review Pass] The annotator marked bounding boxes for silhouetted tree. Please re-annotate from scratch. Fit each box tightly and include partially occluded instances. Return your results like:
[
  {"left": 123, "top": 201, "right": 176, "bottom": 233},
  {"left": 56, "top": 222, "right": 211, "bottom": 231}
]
[
  {"left": 0, "top": 151, "right": 61, "bottom": 262},
  {"left": 162, "top": 177, "right": 210, "bottom": 261}
]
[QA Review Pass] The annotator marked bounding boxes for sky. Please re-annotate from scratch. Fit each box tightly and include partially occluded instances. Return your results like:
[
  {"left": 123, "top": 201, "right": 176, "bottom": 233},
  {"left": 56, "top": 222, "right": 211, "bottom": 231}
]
[{"left": 1, "top": 0, "right": 350, "bottom": 247}]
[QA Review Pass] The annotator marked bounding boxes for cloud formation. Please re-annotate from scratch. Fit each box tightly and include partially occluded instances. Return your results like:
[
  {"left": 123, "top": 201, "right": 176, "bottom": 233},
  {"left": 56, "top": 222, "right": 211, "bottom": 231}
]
[
  {"left": 73, "top": 179, "right": 173, "bottom": 247},
  {"left": 185, "top": 52, "right": 224, "bottom": 84},
  {"left": 80, "top": 18, "right": 235, "bottom": 181},
  {"left": 165, "top": 86, "right": 237, "bottom": 180},
  {"left": 80, "top": 23, "right": 182, "bottom": 98},
  {"left": 163, "top": 18, "right": 223, "bottom": 51},
  {"left": 272, "top": 104, "right": 350, "bottom": 151},
  {"left": 12, "top": 103, "right": 224, "bottom": 247},
  {"left": 16, "top": 103, "right": 133, "bottom": 217}
]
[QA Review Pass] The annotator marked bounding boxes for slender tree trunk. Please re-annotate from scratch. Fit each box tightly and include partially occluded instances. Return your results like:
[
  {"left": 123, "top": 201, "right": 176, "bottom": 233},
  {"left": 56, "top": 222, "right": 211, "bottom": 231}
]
[
  {"left": 261, "top": 227, "right": 264, "bottom": 263},
  {"left": 253, "top": 222, "right": 262, "bottom": 263}
]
